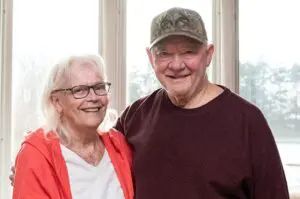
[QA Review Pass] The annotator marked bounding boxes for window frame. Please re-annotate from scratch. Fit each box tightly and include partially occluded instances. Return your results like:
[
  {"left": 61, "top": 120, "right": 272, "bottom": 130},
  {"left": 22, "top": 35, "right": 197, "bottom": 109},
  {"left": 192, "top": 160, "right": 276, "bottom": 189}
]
[
  {"left": 212, "top": 0, "right": 239, "bottom": 92},
  {"left": 100, "top": 0, "right": 127, "bottom": 114},
  {"left": 0, "top": 0, "right": 13, "bottom": 198}
]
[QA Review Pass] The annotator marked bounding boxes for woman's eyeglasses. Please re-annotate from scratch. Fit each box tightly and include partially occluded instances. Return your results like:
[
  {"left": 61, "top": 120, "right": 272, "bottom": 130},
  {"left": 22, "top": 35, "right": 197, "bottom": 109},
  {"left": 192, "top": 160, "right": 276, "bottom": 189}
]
[{"left": 51, "top": 82, "right": 111, "bottom": 99}]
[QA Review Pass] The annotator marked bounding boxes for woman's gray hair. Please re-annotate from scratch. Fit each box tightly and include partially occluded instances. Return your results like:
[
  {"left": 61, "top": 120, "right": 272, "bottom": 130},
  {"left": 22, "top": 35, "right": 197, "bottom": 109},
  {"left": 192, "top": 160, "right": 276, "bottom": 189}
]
[{"left": 41, "top": 54, "right": 108, "bottom": 133}]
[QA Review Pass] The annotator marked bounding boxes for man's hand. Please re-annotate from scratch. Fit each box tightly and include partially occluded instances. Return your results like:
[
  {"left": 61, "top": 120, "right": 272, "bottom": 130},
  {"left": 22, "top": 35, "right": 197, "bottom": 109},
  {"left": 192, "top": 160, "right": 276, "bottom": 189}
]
[{"left": 9, "top": 165, "right": 15, "bottom": 186}]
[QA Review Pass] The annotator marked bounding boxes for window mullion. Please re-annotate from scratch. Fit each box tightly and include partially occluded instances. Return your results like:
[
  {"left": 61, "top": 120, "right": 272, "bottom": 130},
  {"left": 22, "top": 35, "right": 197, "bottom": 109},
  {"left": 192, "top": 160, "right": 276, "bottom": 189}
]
[
  {"left": 0, "top": 0, "right": 13, "bottom": 198},
  {"left": 101, "top": 0, "right": 127, "bottom": 114},
  {"left": 212, "top": 0, "right": 239, "bottom": 93}
]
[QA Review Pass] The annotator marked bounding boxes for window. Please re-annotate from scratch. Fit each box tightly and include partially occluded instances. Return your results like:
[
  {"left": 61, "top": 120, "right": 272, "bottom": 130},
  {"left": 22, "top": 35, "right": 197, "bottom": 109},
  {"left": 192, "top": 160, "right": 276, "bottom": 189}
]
[
  {"left": 239, "top": 0, "right": 300, "bottom": 193},
  {"left": 126, "top": 0, "right": 212, "bottom": 104},
  {"left": 11, "top": 0, "right": 99, "bottom": 157}
]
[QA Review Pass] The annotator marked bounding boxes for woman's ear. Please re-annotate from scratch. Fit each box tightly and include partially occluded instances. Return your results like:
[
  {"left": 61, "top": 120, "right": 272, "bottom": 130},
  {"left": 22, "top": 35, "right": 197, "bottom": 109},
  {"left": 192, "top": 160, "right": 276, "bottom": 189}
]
[{"left": 50, "top": 95, "right": 63, "bottom": 114}]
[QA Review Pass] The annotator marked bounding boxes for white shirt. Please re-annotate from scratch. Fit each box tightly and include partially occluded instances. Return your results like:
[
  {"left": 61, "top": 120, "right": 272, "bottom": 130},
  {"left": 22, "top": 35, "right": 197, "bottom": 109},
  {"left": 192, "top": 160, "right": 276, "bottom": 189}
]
[{"left": 60, "top": 144, "right": 125, "bottom": 199}]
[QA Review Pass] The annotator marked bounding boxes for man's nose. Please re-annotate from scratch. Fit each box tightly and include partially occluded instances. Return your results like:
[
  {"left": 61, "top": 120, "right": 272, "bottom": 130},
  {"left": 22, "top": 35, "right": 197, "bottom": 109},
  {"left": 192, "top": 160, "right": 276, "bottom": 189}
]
[{"left": 169, "top": 54, "right": 185, "bottom": 70}]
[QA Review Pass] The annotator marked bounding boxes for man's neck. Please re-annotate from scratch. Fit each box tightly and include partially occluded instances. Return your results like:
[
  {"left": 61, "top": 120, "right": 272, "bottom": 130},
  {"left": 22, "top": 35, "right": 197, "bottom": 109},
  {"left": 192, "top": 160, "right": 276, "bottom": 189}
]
[{"left": 169, "top": 83, "right": 223, "bottom": 109}]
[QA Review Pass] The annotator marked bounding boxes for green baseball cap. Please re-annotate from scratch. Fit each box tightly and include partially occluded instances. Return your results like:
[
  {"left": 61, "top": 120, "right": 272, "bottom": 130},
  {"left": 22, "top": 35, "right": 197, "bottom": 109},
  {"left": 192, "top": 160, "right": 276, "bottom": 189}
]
[{"left": 149, "top": 7, "right": 208, "bottom": 49}]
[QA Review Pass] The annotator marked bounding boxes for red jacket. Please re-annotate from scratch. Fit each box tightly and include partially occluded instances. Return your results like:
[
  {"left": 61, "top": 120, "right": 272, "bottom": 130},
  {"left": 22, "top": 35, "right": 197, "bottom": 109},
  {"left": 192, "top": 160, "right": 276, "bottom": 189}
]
[{"left": 13, "top": 128, "right": 133, "bottom": 199}]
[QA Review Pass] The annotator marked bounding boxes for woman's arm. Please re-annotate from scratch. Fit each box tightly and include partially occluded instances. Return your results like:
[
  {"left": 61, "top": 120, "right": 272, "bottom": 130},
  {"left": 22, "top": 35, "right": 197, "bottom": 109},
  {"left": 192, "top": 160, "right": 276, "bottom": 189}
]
[{"left": 13, "top": 144, "right": 51, "bottom": 199}]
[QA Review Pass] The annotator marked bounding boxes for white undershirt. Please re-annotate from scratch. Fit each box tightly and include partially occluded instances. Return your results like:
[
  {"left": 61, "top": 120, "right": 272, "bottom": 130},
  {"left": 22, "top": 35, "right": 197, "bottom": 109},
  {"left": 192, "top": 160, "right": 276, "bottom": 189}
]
[{"left": 60, "top": 144, "right": 125, "bottom": 199}]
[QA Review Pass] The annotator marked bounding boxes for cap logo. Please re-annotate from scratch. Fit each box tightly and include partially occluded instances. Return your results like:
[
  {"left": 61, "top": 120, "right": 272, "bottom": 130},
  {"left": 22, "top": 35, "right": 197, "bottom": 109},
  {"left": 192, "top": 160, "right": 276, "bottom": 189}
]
[{"left": 160, "top": 12, "right": 190, "bottom": 32}]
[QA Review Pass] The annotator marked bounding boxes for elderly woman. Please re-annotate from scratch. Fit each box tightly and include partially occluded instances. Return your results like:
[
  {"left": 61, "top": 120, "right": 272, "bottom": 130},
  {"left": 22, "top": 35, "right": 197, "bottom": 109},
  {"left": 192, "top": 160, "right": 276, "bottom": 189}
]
[{"left": 12, "top": 55, "right": 133, "bottom": 199}]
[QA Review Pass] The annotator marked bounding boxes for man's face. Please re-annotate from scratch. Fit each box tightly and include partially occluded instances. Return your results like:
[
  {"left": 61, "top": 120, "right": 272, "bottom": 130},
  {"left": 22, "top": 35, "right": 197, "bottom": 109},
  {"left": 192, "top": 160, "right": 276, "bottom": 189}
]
[{"left": 147, "top": 36, "right": 214, "bottom": 101}]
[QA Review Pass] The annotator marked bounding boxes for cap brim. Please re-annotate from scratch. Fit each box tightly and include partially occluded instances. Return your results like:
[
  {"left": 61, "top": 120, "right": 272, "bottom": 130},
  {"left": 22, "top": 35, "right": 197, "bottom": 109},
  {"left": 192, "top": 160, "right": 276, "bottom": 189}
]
[{"left": 149, "top": 32, "right": 207, "bottom": 49}]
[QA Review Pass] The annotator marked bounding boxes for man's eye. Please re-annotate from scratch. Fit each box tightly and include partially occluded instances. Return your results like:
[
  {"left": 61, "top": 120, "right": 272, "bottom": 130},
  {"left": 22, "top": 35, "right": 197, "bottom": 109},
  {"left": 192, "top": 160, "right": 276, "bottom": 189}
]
[
  {"left": 157, "top": 51, "right": 169, "bottom": 56},
  {"left": 184, "top": 50, "right": 196, "bottom": 54}
]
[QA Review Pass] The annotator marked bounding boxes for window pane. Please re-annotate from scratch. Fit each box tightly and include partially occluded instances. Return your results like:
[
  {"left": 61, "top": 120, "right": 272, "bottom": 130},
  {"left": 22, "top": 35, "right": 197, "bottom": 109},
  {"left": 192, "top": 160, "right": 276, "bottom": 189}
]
[
  {"left": 12, "top": 0, "right": 99, "bottom": 156},
  {"left": 239, "top": 0, "right": 300, "bottom": 194},
  {"left": 126, "top": 1, "right": 212, "bottom": 104}
]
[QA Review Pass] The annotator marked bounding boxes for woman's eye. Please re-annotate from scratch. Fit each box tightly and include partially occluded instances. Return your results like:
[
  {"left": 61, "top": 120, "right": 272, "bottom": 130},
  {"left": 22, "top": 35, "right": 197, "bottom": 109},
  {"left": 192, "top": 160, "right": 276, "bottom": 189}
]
[
  {"left": 94, "top": 85, "right": 105, "bottom": 91},
  {"left": 73, "top": 87, "right": 86, "bottom": 93}
]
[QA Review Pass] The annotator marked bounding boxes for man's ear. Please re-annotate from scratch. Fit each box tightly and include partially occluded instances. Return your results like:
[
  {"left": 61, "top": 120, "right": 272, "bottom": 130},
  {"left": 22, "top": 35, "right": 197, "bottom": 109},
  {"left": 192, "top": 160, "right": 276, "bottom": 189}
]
[
  {"left": 146, "top": 47, "right": 155, "bottom": 69},
  {"left": 205, "top": 44, "right": 215, "bottom": 67},
  {"left": 50, "top": 95, "right": 63, "bottom": 114}
]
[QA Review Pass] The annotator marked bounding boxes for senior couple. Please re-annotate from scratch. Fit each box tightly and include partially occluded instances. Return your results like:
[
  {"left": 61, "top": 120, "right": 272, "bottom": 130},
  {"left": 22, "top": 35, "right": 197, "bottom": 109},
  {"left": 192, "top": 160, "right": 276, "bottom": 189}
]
[{"left": 11, "top": 7, "right": 289, "bottom": 199}]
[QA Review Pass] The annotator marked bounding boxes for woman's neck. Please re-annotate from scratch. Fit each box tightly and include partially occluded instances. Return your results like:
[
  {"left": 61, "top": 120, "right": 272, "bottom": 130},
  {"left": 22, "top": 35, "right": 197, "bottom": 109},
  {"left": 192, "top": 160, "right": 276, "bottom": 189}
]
[
  {"left": 58, "top": 125, "right": 105, "bottom": 166},
  {"left": 58, "top": 125, "right": 99, "bottom": 149}
]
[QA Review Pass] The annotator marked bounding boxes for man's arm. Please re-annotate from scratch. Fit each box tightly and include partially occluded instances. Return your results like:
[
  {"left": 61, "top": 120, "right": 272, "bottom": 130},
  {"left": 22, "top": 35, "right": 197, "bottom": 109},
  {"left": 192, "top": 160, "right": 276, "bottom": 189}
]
[
  {"left": 115, "top": 115, "right": 125, "bottom": 135},
  {"left": 249, "top": 109, "right": 290, "bottom": 198},
  {"left": 114, "top": 104, "right": 132, "bottom": 135},
  {"left": 9, "top": 165, "right": 15, "bottom": 186}
]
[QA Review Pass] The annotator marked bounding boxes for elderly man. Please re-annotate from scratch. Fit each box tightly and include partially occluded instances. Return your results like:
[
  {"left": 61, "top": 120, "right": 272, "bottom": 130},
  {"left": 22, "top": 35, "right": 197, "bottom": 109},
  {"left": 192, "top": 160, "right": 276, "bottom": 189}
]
[{"left": 115, "top": 7, "right": 289, "bottom": 199}]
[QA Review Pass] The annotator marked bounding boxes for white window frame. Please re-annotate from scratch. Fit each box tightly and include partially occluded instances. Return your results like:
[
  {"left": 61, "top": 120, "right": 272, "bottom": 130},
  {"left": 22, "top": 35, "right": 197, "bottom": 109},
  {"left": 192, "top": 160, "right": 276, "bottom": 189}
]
[
  {"left": 100, "top": 0, "right": 127, "bottom": 114},
  {"left": 212, "top": 0, "right": 239, "bottom": 92},
  {"left": 0, "top": 0, "right": 13, "bottom": 198}
]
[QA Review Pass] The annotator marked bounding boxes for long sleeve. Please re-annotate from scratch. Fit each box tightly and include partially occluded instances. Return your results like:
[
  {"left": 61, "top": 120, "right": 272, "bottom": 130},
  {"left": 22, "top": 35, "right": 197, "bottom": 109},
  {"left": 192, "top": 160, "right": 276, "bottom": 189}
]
[
  {"left": 13, "top": 144, "right": 56, "bottom": 199},
  {"left": 249, "top": 109, "right": 290, "bottom": 199}
]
